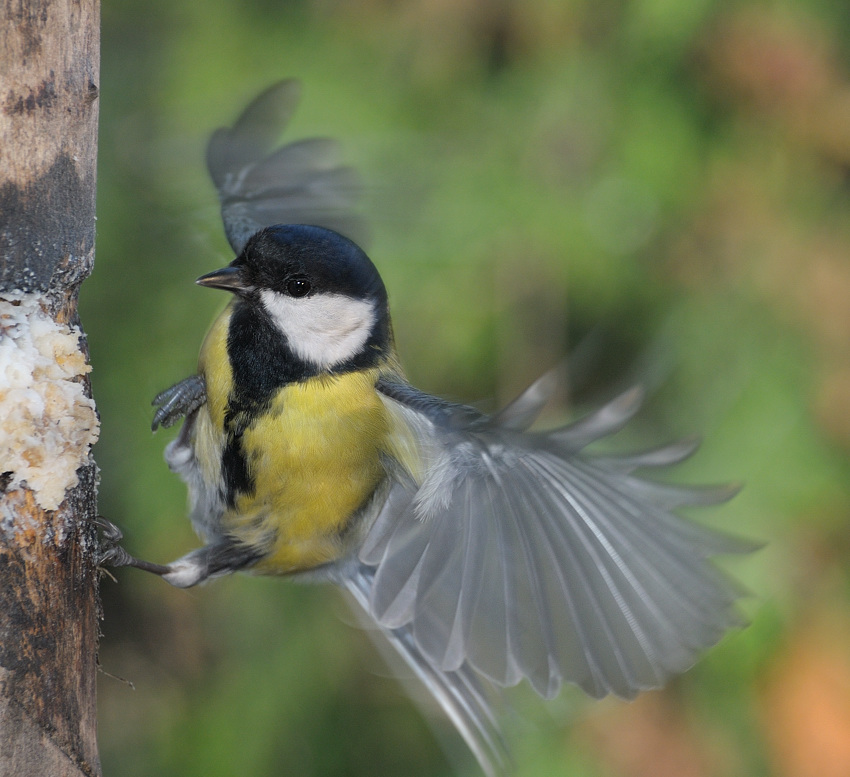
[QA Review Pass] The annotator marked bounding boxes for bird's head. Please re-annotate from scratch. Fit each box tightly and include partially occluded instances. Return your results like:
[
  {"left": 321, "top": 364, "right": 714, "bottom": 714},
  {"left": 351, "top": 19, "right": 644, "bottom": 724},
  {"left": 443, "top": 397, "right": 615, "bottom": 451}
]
[{"left": 197, "top": 224, "right": 391, "bottom": 372}]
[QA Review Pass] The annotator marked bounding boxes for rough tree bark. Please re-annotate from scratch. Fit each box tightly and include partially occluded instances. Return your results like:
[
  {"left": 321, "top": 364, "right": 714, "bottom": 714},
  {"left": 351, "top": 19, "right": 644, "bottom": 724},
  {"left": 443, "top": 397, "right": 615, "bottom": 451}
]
[{"left": 0, "top": 1, "right": 102, "bottom": 775}]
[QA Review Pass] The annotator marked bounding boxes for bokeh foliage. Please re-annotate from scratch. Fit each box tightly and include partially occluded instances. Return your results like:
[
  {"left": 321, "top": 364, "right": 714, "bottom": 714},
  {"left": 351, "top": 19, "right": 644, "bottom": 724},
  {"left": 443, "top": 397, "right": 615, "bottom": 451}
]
[{"left": 86, "top": 1, "right": 850, "bottom": 775}]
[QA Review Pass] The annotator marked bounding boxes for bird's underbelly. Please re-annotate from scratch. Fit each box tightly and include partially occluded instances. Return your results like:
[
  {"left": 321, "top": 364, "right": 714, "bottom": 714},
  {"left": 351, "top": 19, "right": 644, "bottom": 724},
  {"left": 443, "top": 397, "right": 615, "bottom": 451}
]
[{"left": 198, "top": 372, "right": 391, "bottom": 574}]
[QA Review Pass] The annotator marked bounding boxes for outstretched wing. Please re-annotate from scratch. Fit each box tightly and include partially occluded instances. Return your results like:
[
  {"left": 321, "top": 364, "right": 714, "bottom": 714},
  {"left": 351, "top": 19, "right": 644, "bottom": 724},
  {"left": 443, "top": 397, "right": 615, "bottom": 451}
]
[
  {"left": 206, "top": 80, "right": 367, "bottom": 255},
  {"left": 360, "top": 374, "right": 756, "bottom": 706}
]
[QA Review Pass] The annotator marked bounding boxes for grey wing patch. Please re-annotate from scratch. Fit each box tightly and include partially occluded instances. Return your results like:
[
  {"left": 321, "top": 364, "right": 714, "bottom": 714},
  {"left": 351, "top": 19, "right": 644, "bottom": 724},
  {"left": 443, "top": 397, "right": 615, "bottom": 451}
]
[
  {"left": 152, "top": 375, "right": 207, "bottom": 431},
  {"left": 206, "top": 80, "right": 367, "bottom": 255},
  {"left": 361, "top": 377, "right": 757, "bottom": 704}
]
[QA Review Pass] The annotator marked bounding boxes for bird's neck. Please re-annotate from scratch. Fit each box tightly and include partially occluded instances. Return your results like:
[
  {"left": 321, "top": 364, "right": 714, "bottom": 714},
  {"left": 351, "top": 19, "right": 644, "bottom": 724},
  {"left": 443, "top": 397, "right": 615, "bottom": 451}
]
[
  {"left": 226, "top": 299, "right": 309, "bottom": 407},
  {"left": 203, "top": 298, "right": 395, "bottom": 414}
]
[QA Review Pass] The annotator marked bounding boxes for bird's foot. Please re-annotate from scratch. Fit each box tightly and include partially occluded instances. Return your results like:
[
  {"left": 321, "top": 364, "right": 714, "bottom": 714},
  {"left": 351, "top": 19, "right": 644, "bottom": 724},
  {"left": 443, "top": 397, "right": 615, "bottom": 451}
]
[{"left": 89, "top": 516, "right": 172, "bottom": 576}]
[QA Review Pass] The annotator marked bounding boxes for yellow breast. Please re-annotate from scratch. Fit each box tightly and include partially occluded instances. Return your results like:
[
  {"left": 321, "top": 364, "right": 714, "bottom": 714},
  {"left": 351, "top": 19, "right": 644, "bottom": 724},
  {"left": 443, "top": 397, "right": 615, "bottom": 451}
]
[
  {"left": 234, "top": 370, "right": 391, "bottom": 573},
  {"left": 192, "top": 303, "right": 404, "bottom": 574}
]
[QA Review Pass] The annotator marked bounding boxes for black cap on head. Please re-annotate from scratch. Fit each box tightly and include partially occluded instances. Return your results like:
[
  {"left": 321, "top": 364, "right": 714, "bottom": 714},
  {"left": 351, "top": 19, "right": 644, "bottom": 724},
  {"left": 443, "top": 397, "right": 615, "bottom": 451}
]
[{"left": 236, "top": 224, "right": 387, "bottom": 305}]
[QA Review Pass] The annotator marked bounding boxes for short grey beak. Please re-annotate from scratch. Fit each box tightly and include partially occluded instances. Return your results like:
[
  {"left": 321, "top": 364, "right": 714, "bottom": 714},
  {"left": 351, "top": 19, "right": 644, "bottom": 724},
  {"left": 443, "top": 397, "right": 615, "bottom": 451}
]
[{"left": 196, "top": 266, "right": 249, "bottom": 292}]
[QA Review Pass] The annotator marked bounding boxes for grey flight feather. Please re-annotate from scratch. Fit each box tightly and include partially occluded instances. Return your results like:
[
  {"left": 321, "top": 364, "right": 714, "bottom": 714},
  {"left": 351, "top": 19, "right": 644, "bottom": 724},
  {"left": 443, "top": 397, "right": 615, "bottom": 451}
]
[
  {"left": 206, "top": 80, "right": 368, "bottom": 255},
  {"left": 361, "top": 377, "right": 755, "bottom": 708},
  {"left": 490, "top": 364, "right": 562, "bottom": 431}
]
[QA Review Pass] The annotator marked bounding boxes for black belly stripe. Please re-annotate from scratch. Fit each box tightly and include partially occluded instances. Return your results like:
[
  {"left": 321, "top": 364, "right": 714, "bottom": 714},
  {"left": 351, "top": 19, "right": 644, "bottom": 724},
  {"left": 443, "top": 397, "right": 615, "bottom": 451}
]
[{"left": 221, "top": 421, "right": 253, "bottom": 507}]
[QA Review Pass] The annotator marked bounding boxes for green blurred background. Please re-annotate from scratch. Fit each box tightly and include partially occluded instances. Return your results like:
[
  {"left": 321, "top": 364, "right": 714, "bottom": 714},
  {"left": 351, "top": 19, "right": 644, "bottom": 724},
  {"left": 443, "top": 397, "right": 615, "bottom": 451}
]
[{"left": 84, "top": 1, "right": 850, "bottom": 775}]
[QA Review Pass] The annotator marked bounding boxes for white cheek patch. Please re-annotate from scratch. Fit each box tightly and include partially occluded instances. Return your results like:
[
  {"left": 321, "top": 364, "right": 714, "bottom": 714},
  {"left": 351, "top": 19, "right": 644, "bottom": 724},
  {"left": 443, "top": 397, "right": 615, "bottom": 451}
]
[{"left": 260, "top": 289, "right": 376, "bottom": 369}]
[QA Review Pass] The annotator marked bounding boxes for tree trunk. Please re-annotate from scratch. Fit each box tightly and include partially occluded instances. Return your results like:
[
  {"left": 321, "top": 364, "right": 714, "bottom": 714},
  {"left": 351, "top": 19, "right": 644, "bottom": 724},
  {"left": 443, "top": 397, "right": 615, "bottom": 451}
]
[{"left": 0, "top": 1, "right": 102, "bottom": 775}]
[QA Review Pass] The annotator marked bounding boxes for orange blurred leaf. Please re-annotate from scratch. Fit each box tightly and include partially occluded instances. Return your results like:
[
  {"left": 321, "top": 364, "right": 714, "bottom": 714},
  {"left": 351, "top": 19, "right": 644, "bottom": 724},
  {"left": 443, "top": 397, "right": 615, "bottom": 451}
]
[{"left": 760, "top": 612, "right": 850, "bottom": 777}]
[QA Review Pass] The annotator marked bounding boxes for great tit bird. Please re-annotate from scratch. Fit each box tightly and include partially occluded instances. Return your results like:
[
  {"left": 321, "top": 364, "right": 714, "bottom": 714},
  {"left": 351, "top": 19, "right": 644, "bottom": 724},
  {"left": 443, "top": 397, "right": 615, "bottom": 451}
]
[{"left": 101, "top": 81, "right": 755, "bottom": 776}]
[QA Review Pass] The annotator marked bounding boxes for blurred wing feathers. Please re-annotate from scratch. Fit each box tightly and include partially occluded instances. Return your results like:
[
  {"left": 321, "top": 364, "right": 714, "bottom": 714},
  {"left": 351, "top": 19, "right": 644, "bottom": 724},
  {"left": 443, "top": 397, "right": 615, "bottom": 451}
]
[
  {"left": 490, "top": 366, "right": 560, "bottom": 431},
  {"left": 206, "top": 80, "right": 367, "bottom": 254},
  {"left": 344, "top": 566, "right": 511, "bottom": 777},
  {"left": 546, "top": 386, "right": 644, "bottom": 452},
  {"left": 206, "top": 80, "right": 301, "bottom": 189},
  {"left": 360, "top": 384, "right": 754, "bottom": 705},
  {"left": 591, "top": 436, "right": 702, "bottom": 473}
]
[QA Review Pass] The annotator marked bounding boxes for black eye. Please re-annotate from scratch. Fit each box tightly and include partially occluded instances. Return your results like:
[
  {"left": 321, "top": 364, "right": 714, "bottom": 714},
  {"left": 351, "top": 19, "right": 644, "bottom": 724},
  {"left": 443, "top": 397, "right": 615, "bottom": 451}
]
[{"left": 286, "top": 277, "right": 311, "bottom": 297}]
